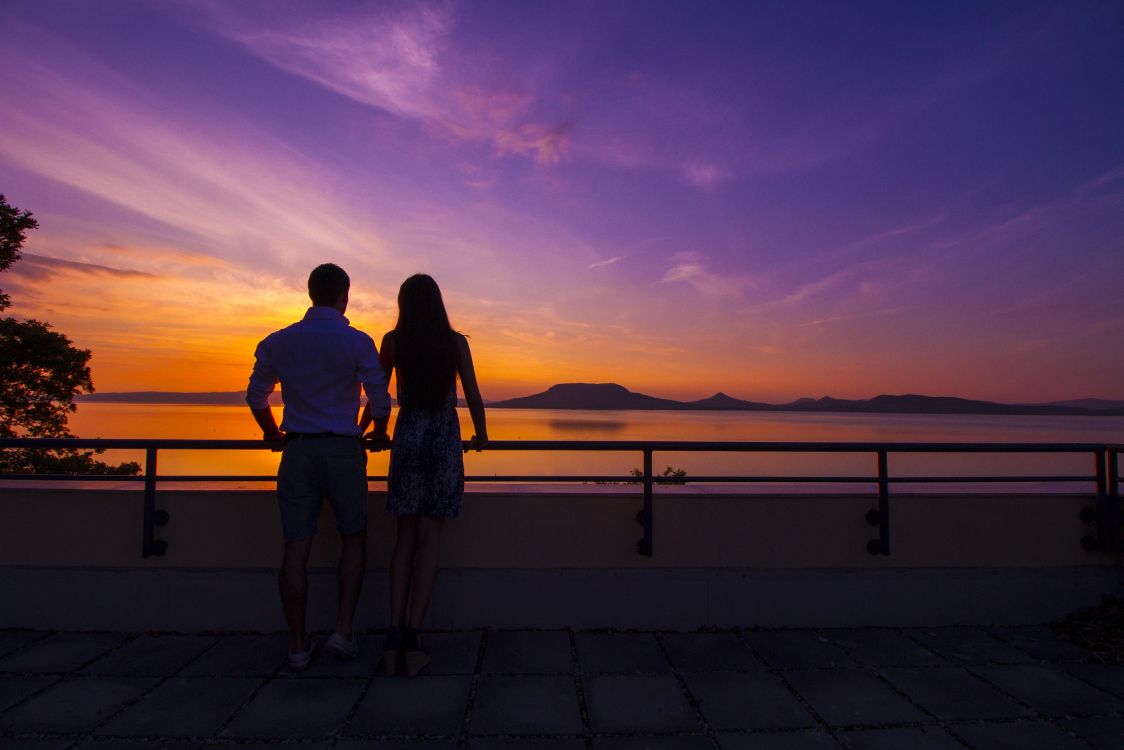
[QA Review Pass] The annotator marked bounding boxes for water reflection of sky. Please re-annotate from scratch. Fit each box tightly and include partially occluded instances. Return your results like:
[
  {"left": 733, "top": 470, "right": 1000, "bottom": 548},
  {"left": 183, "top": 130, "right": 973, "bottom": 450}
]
[
  {"left": 547, "top": 419, "right": 627, "bottom": 434},
  {"left": 52, "top": 404, "right": 1123, "bottom": 492}
]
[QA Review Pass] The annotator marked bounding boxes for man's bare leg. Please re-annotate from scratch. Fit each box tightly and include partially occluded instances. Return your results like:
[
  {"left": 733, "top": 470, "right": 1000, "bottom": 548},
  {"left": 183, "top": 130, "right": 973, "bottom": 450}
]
[
  {"left": 280, "top": 537, "right": 314, "bottom": 653},
  {"left": 336, "top": 529, "right": 367, "bottom": 639}
]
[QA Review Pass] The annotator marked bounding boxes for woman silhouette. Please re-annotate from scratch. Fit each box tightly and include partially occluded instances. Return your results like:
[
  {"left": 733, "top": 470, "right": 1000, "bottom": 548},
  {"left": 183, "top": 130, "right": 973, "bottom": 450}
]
[{"left": 362, "top": 274, "right": 487, "bottom": 676}]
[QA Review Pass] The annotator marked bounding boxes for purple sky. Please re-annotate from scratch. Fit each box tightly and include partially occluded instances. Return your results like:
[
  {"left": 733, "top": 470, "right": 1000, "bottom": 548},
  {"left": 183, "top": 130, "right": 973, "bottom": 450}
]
[{"left": 2, "top": 1, "right": 1122, "bottom": 401}]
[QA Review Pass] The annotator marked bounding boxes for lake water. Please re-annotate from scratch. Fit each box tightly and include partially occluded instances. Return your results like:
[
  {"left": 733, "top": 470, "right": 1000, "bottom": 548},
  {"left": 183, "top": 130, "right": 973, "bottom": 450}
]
[{"left": 53, "top": 403, "right": 1124, "bottom": 492}]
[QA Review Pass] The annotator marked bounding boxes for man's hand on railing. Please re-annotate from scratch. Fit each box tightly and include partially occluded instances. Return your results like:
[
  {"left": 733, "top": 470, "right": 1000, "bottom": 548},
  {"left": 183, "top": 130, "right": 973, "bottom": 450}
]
[
  {"left": 262, "top": 430, "right": 285, "bottom": 452},
  {"left": 363, "top": 430, "right": 391, "bottom": 452},
  {"left": 465, "top": 434, "right": 488, "bottom": 453}
]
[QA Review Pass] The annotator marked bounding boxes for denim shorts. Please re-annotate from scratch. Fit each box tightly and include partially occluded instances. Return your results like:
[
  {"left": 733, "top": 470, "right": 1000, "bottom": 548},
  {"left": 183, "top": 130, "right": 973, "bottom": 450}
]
[{"left": 276, "top": 437, "right": 368, "bottom": 541}]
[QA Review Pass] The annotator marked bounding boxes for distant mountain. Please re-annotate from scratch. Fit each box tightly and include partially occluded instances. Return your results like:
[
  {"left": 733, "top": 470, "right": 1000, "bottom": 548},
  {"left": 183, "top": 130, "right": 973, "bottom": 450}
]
[
  {"left": 76, "top": 385, "right": 1124, "bottom": 416},
  {"left": 74, "top": 391, "right": 471, "bottom": 407},
  {"left": 489, "top": 383, "right": 683, "bottom": 410},
  {"left": 75, "top": 391, "right": 279, "bottom": 405},
  {"left": 777, "top": 394, "right": 1124, "bottom": 416},
  {"left": 489, "top": 383, "right": 1124, "bottom": 415},
  {"left": 682, "top": 392, "right": 772, "bottom": 410},
  {"left": 1044, "top": 398, "right": 1124, "bottom": 410}
]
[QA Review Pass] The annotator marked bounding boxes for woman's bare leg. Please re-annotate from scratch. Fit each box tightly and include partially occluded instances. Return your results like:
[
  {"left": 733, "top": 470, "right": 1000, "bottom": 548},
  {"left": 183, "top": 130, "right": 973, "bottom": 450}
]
[
  {"left": 407, "top": 516, "right": 445, "bottom": 629},
  {"left": 389, "top": 516, "right": 418, "bottom": 629}
]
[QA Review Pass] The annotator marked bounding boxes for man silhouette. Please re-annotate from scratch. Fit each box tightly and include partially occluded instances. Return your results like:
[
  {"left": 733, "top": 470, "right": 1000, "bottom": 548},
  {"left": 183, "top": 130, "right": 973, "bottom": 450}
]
[{"left": 246, "top": 263, "right": 391, "bottom": 670}]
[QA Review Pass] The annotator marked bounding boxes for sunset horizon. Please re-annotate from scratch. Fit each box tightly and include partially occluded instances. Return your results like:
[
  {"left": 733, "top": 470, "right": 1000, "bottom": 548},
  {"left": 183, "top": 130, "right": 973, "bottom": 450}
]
[{"left": 2, "top": 1, "right": 1123, "bottom": 405}]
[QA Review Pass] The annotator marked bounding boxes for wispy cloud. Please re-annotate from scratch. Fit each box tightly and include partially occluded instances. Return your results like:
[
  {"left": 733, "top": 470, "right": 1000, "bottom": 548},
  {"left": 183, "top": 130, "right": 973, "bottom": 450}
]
[
  {"left": 660, "top": 252, "right": 749, "bottom": 296},
  {"left": 495, "top": 123, "right": 572, "bottom": 165},
  {"left": 586, "top": 256, "right": 624, "bottom": 270},
  {"left": 12, "top": 253, "right": 156, "bottom": 281}
]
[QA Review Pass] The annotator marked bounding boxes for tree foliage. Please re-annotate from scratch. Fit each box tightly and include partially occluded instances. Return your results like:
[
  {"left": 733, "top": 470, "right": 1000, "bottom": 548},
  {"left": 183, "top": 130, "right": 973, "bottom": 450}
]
[
  {"left": 0, "top": 194, "right": 140, "bottom": 475},
  {"left": 0, "top": 193, "right": 38, "bottom": 311}
]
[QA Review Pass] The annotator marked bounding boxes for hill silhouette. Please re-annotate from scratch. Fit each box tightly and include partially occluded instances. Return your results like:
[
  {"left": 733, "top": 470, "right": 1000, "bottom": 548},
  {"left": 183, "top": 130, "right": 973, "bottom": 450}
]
[
  {"left": 76, "top": 384, "right": 1124, "bottom": 415},
  {"left": 489, "top": 383, "right": 1124, "bottom": 415}
]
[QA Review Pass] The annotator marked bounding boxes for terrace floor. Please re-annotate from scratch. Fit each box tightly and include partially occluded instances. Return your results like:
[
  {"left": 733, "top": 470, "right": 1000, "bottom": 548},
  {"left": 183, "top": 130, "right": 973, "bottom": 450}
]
[{"left": 0, "top": 626, "right": 1122, "bottom": 750}]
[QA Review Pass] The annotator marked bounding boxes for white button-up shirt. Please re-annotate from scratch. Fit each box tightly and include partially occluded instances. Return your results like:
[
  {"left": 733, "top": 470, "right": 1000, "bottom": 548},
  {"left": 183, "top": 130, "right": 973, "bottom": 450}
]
[{"left": 246, "top": 307, "right": 391, "bottom": 435}]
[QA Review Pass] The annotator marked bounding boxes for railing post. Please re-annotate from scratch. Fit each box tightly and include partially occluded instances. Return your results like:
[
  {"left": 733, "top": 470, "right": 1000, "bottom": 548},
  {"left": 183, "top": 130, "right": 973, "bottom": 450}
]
[
  {"left": 141, "top": 446, "right": 167, "bottom": 558},
  {"left": 638, "top": 448, "right": 653, "bottom": 556},
  {"left": 1103, "top": 450, "right": 1120, "bottom": 553},
  {"left": 867, "top": 450, "right": 890, "bottom": 555}
]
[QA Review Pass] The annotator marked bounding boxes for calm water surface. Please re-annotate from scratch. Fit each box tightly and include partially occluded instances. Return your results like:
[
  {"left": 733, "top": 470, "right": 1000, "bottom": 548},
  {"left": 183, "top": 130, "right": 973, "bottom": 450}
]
[{"left": 62, "top": 404, "right": 1124, "bottom": 490}]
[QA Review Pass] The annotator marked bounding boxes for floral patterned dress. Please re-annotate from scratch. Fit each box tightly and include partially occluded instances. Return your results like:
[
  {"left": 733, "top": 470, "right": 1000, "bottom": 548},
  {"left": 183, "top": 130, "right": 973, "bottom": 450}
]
[{"left": 386, "top": 392, "right": 464, "bottom": 518}]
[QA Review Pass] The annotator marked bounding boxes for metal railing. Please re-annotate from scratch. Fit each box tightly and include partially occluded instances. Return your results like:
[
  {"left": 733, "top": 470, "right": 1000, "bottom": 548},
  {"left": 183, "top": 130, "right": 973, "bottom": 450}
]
[{"left": 1, "top": 438, "right": 1120, "bottom": 560}]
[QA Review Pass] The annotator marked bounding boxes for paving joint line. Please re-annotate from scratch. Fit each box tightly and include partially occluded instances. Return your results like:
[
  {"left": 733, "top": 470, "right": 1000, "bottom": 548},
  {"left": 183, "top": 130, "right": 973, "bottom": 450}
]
[
  {"left": 455, "top": 627, "right": 488, "bottom": 749},
  {"left": 896, "top": 626, "right": 1099, "bottom": 750},
  {"left": 734, "top": 627, "right": 838, "bottom": 741},
  {"left": 652, "top": 630, "right": 721, "bottom": 749}
]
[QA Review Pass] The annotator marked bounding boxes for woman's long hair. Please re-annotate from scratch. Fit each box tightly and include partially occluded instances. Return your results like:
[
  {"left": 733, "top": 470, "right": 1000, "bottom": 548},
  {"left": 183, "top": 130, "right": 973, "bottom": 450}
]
[{"left": 394, "top": 274, "right": 458, "bottom": 408}]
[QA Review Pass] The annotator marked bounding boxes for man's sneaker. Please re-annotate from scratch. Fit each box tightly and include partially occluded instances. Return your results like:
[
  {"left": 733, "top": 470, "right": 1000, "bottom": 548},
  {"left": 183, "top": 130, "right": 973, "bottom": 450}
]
[
  {"left": 288, "top": 638, "right": 315, "bottom": 671},
  {"left": 326, "top": 632, "right": 359, "bottom": 660}
]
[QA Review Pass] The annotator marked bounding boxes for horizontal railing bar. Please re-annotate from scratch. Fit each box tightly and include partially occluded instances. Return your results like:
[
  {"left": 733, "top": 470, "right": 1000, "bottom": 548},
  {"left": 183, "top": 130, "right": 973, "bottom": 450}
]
[
  {"left": 888, "top": 475, "right": 1093, "bottom": 483},
  {"left": 0, "top": 438, "right": 1117, "bottom": 453},
  {"left": 0, "top": 473, "right": 1098, "bottom": 485}
]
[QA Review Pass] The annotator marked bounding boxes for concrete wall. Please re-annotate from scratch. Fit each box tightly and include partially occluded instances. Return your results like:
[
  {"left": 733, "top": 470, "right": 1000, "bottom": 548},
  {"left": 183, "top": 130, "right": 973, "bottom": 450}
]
[{"left": 0, "top": 487, "right": 1119, "bottom": 629}]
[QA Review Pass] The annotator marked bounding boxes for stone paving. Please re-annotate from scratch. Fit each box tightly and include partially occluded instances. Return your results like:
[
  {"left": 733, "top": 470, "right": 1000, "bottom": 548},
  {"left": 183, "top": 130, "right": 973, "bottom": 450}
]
[{"left": 0, "top": 625, "right": 1122, "bottom": 749}]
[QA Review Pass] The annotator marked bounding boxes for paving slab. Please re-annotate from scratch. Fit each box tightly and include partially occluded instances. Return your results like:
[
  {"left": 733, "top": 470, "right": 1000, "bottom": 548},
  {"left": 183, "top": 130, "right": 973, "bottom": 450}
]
[
  {"left": 584, "top": 674, "right": 699, "bottom": 733},
  {"left": 0, "top": 738, "right": 73, "bottom": 750},
  {"left": 0, "top": 633, "right": 46, "bottom": 660},
  {"left": 716, "top": 731, "right": 841, "bottom": 750},
  {"left": 0, "top": 632, "right": 127, "bottom": 673},
  {"left": 483, "top": 630, "right": 573, "bottom": 674},
  {"left": 878, "top": 666, "right": 1030, "bottom": 720},
  {"left": 782, "top": 669, "right": 927, "bottom": 727},
  {"left": 71, "top": 741, "right": 204, "bottom": 749},
  {"left": 0, "top": 675, "right": 157, "bottom": 733},
  {"left": 470, "top": 674, "right": 582, "bottom": 735},
  {"left": 577, "top": 633, "right": 669, "bottom": 674},
  {"left": 903, "top": 627, "right": 1033, "bottom": 665},
  {"left": 824, "top": 629, "right": 943, "bottom": 668},
  {"left": 96, "top": 676, "right": 260, "bottom": 737},
  {"left": 348, "top": 675, "right": 470, "bottom": 736},
  {"left": 985, "top": 626, "right": 1093, "bottom": 662},
  {"left": 1061, "top": 662, "right": 1124, "bottom": 700},
  {"left": 973, "top": 663, "right": 1124, "bottom": 716},
  {"left": 0, "top": 675, "right": 59, "bottom": 712},
  {"left": 81, "top": 634, "right": 217, "bottom": 676},
  {"left": 474, "top": 737, "right": 586, "bottom": 749},
  {"left": 949, "top": 719, "right": 1091, "bottom": 750},
  {"left": 836, "top": 726, "right": 964, "bottom": 750},
  {"left": 594, "top": 737, "right": 714, "bottom": 750},
  {"left": 340, "top": 742, "right": 457, "bottom": 750},
  {"left": 744, "top": 631, "right": 854, "bottom": 670},
  {"left": 423, "top": 630, "right": 483, "bottom": 675},
  {"left": 684, "top": 672, "right": 818, "bottom": 731},
  {"left": 177, "top": 634, "right": 288, "bottom": 676},
  {"left": 661, "top": 632, "right": 763, "bottom": 672},
  {"left": 1056, "top": 716, "right": 1124, "bottom": 750},
  {"left": 220, "top": 676, "right": 365, "bottom": 738}
]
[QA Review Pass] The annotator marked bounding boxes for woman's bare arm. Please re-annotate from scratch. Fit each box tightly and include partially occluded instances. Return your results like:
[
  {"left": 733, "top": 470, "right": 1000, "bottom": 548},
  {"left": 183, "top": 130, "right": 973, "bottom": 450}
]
[{"left": 456, "top": 333, "right": 488, "bottom": 449}]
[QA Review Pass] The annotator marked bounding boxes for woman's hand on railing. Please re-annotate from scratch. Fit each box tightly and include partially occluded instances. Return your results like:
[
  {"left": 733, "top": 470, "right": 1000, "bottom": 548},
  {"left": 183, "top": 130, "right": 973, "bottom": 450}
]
[
  {"left": 465, "top": 434, "right": 488, "bottom": 453},
  {"left": 363, "top": 430, "right": 391, "bottom": 452}
]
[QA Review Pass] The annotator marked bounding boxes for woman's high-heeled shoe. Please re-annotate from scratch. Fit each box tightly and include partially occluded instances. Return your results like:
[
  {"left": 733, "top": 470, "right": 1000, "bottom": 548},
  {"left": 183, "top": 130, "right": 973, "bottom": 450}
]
[
  {"left": 402, "top": 628, "right": 429, "bottom": 677},
  {"left": 382, "top": 626, "right": 402, "bottom": 677}
]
